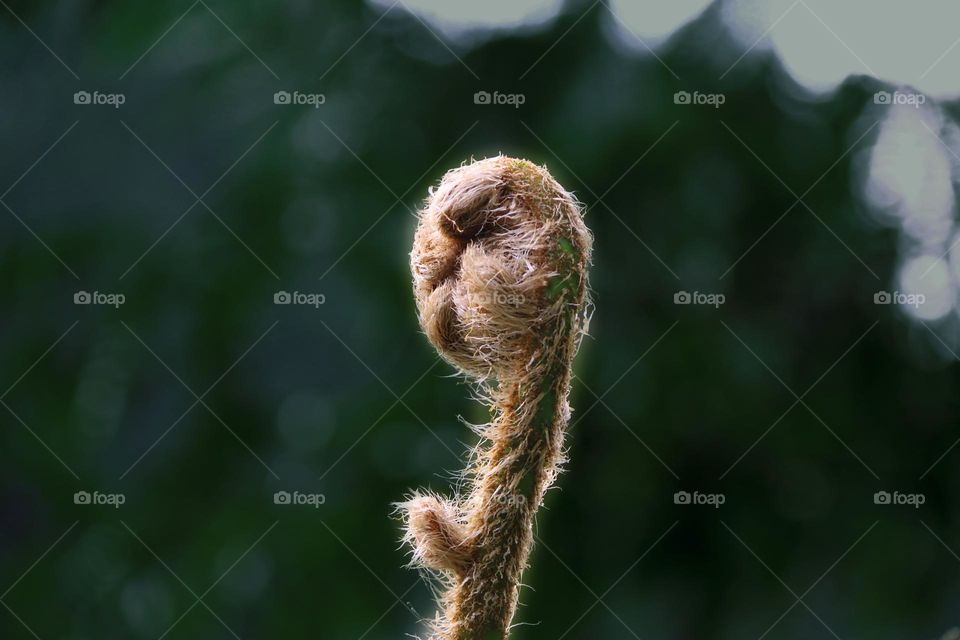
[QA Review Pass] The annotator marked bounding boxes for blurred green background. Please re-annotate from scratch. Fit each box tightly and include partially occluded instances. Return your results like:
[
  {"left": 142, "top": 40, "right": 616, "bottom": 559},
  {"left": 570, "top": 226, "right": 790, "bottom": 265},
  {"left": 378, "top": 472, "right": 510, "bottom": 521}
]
[{"left": 2, "top": 1, "right": 960, "bottom": 638}]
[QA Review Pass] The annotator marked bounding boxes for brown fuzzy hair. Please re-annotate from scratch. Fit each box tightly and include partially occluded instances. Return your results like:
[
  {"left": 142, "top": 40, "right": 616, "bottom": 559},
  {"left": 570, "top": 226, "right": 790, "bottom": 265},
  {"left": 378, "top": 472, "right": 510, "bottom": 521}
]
[{"left": 399, "top": 155, "right": 592, "bottom": 639}]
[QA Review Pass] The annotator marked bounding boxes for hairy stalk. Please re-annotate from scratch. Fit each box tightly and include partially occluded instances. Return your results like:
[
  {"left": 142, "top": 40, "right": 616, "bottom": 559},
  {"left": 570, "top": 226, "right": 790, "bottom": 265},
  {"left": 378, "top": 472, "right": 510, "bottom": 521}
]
[{"left": 400, "top": 156, "right": 592, "bottom": 639}]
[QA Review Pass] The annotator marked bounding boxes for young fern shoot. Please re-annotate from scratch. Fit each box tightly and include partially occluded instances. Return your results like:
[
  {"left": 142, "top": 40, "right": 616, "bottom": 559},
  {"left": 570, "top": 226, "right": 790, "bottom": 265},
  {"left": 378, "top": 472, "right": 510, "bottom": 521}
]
[{"left": 400, "top": 156, "right": 592, "bottom": 639}]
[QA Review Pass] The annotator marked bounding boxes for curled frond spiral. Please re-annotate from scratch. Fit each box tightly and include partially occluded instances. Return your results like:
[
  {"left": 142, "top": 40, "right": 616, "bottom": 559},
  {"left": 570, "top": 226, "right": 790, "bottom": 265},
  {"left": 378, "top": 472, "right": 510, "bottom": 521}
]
[{"left": 399, "top": 156, "right": 592, "bottom": 640}]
